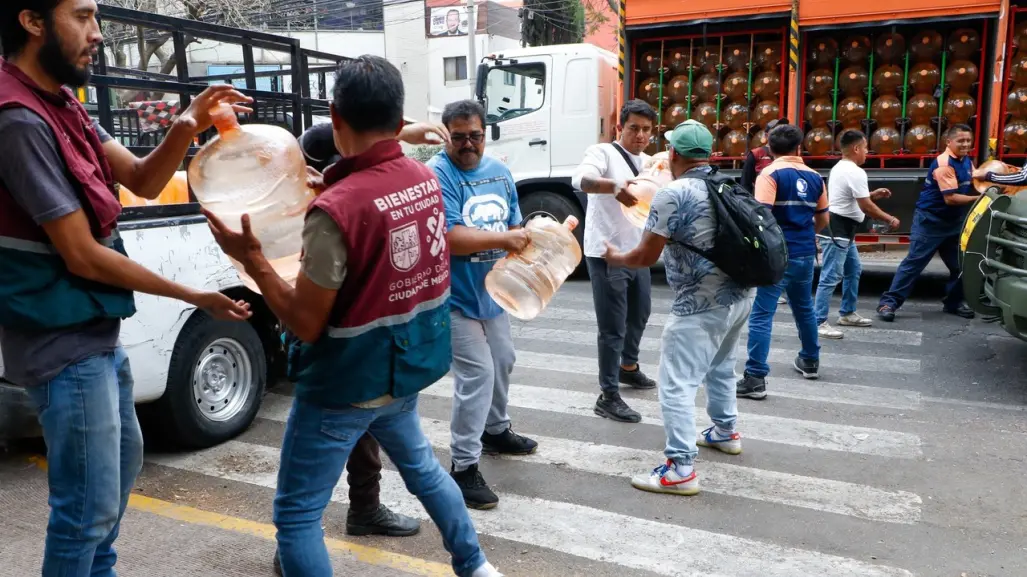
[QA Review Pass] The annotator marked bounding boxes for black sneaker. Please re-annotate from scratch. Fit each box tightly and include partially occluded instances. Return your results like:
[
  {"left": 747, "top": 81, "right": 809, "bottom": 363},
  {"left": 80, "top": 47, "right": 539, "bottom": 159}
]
[
  {"left": 944, "top": 303, "right": 975, "bottom": 319},
  {"left": 594, "top": 391, "right": 642, "bottom": 423},
  {"left": 619, "top": 366, "right": 656, "bottom": 389},
  {"left": 272, "top": 550, "right": 282, "bottom": 576},
  {"left": 346, "top": 503, "right": 420, "bottom": 537},
  {"left": 482, "top": 427, "right": 538, "bottom": 456},
  {"left": 451, "top": 463, "right": 499, "bottom": 510},
  {"left": 877, "top": 304, "right": 896, "bottom": 322},
  {"left": 793, "top": 355, "right": 819, "bottom": 379},
  {"left": 736, "top": 374, "right": 767, "bottom": 400}
]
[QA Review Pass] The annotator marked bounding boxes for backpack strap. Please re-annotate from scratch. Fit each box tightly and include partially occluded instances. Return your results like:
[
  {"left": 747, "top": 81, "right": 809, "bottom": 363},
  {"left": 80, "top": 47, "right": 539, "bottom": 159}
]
[{"left": 608, "top": 142, "right": 641, "bottom": 177}]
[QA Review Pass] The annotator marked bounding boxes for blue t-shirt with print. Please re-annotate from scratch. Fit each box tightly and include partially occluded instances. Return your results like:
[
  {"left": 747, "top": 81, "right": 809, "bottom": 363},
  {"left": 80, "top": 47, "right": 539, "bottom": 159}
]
[
  {"left": 428, "top": 152, "right": 522, "bottom": 320},
  {"left": 645, "top": 166, "right": 753, "bottom": 317}
]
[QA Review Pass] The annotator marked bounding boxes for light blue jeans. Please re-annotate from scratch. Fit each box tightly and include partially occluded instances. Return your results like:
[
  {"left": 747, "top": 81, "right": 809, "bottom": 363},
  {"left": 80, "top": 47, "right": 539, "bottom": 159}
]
[
  {"left": 659, "top": 299, "right": 752, "bottom": 466},
  {"left": 273, "top": 394, "right": 487, "bottom": 577},
  {"left": 25, "top": 346, "right": 144, "bottom": 577},
  {"left": 814, "top": 237, "right": 862, "bottom": 325}
]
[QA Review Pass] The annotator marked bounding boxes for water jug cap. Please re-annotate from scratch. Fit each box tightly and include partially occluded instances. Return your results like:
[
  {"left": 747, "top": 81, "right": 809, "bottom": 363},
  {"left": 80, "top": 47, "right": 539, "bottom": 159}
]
[{"left": 210, "top": 103, "right": 240, "bottom": 134}]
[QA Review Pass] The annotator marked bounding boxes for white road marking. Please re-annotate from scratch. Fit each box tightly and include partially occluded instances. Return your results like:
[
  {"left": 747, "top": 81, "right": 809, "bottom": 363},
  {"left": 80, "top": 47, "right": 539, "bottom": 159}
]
[
  {"left": 421, "top": 378, "right": 922, "bottom": 459},
  {"left": 257, "top": 394, "right": 921, "bottom": 524},
  {"left": 511, "top": 348, "right": 923, "bottom": 403},
  {"left": 531, "top": 306, "right": 924, "bottom": 346},
  {"left": 150, "top": 440, "right": 916, "bottom": 577}
]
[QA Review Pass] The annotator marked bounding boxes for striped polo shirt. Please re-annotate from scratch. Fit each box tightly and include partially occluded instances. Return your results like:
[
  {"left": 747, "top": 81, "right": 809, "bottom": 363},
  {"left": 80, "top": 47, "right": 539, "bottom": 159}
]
[{"left": 754, "top": 155, "right": 829, "bottom": 258}]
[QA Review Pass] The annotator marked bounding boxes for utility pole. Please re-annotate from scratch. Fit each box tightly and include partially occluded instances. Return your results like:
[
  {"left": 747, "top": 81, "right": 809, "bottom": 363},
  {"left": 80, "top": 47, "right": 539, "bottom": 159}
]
[
  {"left": 467, "top": 0, "right": 476, "bottom": 97},
  {"left": 313, "top": 0, "right": 320, "bottom": 51}
]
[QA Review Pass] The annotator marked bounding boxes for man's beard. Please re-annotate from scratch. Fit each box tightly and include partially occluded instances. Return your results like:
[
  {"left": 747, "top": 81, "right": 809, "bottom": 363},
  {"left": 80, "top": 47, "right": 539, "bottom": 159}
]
[{"left": 38, "top": 24, "right": 92, "bottom": 88}]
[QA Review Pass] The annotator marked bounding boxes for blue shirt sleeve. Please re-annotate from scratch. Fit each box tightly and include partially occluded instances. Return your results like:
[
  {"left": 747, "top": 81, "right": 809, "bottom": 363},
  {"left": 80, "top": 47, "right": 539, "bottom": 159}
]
[
  {"left": 432, "top": 161, "right": 465, "bottom": 231},
  {"left": 504, "top": 166, "right": 522, "bottom": 226}
]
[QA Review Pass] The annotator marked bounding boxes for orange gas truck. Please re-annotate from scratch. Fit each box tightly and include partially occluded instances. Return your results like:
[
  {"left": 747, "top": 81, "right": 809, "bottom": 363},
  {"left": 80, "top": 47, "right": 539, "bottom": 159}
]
[{"left": 617, "top": 0, "right": 1027, "bottom": 243}]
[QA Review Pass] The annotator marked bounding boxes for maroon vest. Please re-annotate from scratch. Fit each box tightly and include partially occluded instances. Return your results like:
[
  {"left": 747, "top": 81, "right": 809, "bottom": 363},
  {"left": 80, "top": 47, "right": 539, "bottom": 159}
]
[
  {"left": 0, "top": 58, "right": 122, "bottom": 242},
  {"left": 753, "top": 146, "right": 774, "bottom": 174},
  {"left": 313, "top": 139, "right": 450, "bottom": 331}
]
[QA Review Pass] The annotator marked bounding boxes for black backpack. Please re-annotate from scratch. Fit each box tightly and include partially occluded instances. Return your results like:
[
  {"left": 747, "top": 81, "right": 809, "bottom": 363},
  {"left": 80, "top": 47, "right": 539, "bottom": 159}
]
[{"left": 681, "top": 167, "right": 788, "bottom": 288}]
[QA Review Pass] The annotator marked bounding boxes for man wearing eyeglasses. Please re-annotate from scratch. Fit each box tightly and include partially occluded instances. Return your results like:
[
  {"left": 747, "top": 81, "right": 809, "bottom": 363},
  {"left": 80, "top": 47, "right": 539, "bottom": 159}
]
[{"left": 427, "top": 99, "right": 537, "bottom": 511}]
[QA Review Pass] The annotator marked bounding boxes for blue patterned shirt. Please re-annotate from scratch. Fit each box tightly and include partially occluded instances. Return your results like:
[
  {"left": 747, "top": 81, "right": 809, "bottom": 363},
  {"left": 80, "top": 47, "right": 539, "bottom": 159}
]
[{"left": 645, "top": 166, "right": 754, "bottom": 317}]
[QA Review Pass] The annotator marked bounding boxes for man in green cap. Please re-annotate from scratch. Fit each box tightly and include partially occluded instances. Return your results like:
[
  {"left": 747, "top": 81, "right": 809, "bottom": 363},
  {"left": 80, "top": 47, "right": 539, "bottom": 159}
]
[{"left": 603, "top": 120, "right": 754, "bottom": 496}]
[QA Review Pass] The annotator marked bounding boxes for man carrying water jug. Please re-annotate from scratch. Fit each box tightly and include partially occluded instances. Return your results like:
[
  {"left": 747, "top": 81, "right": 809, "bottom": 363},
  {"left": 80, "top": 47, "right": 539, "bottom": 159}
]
[
  {"left": 571, "top": 99, "right": 660, "bottom": 425},
  {"left": 205, "top": 57, "right": 502, "bottom": 577},
  {"left": 603, "top": 120, "right": 754, "bottom": 495},
  {"left": 0, "top": 2, "right": 254, "bottom": 574},
  {"left": 428, "top": 99, "right": 538, "bottom": 511}
]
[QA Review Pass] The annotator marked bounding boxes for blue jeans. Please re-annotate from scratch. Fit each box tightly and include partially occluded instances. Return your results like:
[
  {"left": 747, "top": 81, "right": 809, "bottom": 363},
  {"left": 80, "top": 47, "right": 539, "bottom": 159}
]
[
  {"left": 814, "top": 237, "right": 862, "bottom": 325},
  {"left": 659, "top": 299, "right": 751, "bottom": 466},
  {"left": 25, "top": 347, "right": 144, "bottom": 577},
  {"left": 745, "top": 255, "right": 820, "bottom": 378},
  {"left": 879, "top": 212, "right": 964, "bottom": 311},
  {"left": 273, "top": 394, "right": 486, "bottom": 577}
]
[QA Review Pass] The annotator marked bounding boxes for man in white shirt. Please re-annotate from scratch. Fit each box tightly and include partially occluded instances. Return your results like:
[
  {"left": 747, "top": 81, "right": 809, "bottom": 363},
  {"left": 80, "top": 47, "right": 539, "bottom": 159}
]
[
  {"left": 571, "top": 100, "right": 658, "bottom": 423},
  {"left": 814, "top": 129, "right": 900, "bottom": 338}
]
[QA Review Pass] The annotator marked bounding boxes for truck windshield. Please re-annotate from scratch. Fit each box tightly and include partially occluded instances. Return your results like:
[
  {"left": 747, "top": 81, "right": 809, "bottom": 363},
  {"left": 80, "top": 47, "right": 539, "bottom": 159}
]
[{"left": 484, "top": 63, "right": 545, "bottom": 124}]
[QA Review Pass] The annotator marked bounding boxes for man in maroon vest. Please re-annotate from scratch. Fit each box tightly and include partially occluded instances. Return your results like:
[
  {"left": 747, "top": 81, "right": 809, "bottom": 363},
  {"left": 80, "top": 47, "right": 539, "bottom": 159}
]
[
  {"left": 205, "top": 55, "right": 502, "bottom": 577},
  {"left": 0, "top": 1, "right": 252, "bottom": 575}
]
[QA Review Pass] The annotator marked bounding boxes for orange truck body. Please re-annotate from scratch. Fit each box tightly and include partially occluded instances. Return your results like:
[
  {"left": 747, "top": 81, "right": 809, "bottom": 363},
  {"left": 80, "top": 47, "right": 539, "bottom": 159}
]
[{"left": 620, "top": 0, "right": 1025, "bottom": 243}]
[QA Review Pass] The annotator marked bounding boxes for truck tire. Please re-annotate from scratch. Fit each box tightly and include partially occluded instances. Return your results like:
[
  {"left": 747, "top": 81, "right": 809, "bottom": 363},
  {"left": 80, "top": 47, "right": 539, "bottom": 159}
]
[
  {"left": 154, "top": 311, "right": 267, "bottom": 449},
  {"left": 519, "top": 190, "right": 587, "bottom": 272}
]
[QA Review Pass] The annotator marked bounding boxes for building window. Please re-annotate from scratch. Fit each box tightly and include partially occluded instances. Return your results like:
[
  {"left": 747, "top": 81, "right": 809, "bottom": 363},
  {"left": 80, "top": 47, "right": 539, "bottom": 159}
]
[
  {"left": 444, "top": 56, "right": 468, "bottom": 82},
  {"left": 504, "top": 71, "right": 516, "bottom": 86}
]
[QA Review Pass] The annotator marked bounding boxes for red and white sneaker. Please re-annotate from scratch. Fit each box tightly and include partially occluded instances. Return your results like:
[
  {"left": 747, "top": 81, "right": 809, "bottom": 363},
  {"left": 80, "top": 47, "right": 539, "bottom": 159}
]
[
  {"left": 696, "top": 426, "right": 742, "bottom": 455},
  {"left": 630, "top": 460, "right": 700, "bottom": 496}
]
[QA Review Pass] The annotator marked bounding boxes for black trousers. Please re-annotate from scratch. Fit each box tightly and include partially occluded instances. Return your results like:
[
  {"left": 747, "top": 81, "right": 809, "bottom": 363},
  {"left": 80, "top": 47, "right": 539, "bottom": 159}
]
[{"left": 585, "top": 256, "right": 652, "bottom": 394}]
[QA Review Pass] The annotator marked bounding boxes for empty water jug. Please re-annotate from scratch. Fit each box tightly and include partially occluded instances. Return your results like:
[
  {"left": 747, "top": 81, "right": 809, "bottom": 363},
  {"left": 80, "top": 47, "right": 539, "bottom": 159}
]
[
  {"left": 621, "top": 151, "right": 673, "bottom": 228},
  {"left": 485, "top": 215, "right": 583, "bottom": 321},
  {"left": 188, "top": 103, "right": 316, "bottom": 291}
]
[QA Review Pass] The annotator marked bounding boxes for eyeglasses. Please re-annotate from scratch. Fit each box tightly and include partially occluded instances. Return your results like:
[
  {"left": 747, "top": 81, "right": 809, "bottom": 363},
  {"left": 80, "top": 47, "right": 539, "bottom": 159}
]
[{"left": 451, "top": 132, "right": 485, "bottom": 144}]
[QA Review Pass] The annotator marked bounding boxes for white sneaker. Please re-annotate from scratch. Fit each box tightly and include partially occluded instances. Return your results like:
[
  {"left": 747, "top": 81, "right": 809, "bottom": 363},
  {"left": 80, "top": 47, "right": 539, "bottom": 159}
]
[
  {"left": 838, "top": 312, "right": 873, "bottom": 327},
  {"left": 818, "top": 322, "right": 843, "bottom": 339},
  {"left": 631, "top": 460, "right": 700, "bottom": 496},
  {"left": 778, "top": 295, "right": 787, "bottom": 305},
  {"left": 471, "top": 562, "right": 504, "bottom": 577}
]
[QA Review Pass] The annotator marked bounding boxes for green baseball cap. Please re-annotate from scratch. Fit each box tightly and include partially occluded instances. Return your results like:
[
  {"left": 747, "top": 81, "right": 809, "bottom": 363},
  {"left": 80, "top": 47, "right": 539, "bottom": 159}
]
[{"left": 664, "top": 120, "right": 713, "bottom": 158}]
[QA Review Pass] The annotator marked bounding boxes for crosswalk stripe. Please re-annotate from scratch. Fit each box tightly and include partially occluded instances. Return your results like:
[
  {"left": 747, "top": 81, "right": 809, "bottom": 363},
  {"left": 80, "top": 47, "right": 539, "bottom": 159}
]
[
  {"left": 423, "top": 378, "right": 923, "bottom": 459},
  {"left": 149, "top": 440, "right": 916, "bottom": 577},
  {"left": 511, "top": 347, "right": 922, "bottom": 410},
  {"left": 532, "top": 306, "right": 924, "bottom": 347},
  {"left": 257, "top": 394, "right": 921, "bottom": 524},
  {"left": 551, "top": 291, "right": 926, "bottom": 320}
]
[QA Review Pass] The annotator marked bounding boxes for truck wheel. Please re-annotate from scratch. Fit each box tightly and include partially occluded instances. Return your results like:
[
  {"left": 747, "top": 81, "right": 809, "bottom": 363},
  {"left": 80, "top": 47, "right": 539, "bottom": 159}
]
[
  {"left": 154, "top": 311, "right": 267, "bottom": 449},
  {"left": 519, "top": 190, "right": 586, "bottom": 260}
]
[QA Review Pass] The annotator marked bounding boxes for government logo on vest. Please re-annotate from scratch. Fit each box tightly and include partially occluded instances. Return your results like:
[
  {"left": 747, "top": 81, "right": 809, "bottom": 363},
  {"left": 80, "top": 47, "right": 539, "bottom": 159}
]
[{"left": 390, "top": 221, "right": 421, "bottom": 271}]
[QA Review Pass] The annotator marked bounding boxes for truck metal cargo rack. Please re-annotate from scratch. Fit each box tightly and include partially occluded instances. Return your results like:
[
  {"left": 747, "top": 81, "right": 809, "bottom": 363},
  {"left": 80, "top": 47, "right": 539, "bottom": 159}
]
[{"left": 88, "top": 5, "right": 347, "bottom": 218}]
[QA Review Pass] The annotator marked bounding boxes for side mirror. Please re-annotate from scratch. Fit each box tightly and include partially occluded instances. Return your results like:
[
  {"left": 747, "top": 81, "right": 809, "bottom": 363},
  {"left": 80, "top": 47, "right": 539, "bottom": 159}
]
[
  {"left": 474, "top": 63, "right": 489, "bottom": 104},
  {"left": 491, "top": 123, "right": 500, "bottom": 141}
]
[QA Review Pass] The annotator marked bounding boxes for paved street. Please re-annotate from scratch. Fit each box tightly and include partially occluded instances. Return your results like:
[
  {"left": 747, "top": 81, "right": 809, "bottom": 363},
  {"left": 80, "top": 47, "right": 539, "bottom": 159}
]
[{"left": 3, "top": 273, "right": 1027, "bottom": 577}]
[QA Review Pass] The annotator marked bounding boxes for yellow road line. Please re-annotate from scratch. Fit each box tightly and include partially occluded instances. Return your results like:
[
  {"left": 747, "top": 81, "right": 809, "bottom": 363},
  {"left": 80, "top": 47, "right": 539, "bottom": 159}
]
[{"left": 28, "top": 456, "right": 452, "bottom": 576}]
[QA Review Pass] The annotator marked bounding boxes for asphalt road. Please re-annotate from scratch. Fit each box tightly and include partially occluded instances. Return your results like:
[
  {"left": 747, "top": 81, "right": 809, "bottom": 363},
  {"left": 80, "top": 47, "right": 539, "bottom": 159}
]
[{"left": 3, "top": 270, "right": 1027, "bottom": 577}]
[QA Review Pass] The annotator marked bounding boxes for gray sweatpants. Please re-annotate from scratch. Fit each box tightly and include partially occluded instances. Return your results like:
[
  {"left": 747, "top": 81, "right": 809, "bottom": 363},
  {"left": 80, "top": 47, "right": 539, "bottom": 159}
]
[{"left": 449, "top": 309, "right": 515, "bottom": 472}]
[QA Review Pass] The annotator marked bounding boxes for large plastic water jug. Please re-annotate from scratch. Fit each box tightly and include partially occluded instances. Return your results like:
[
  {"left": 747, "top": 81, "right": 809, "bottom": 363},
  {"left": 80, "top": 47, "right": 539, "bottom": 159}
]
[
  {"left": 484, "top": 215, "right": 583, "bottom": 321},
  {"left": 188, "top": 104, "right": 316, "bottom": 292},
  {"left": 621, "top": 151, "right": 673, "bottom": 228}
]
